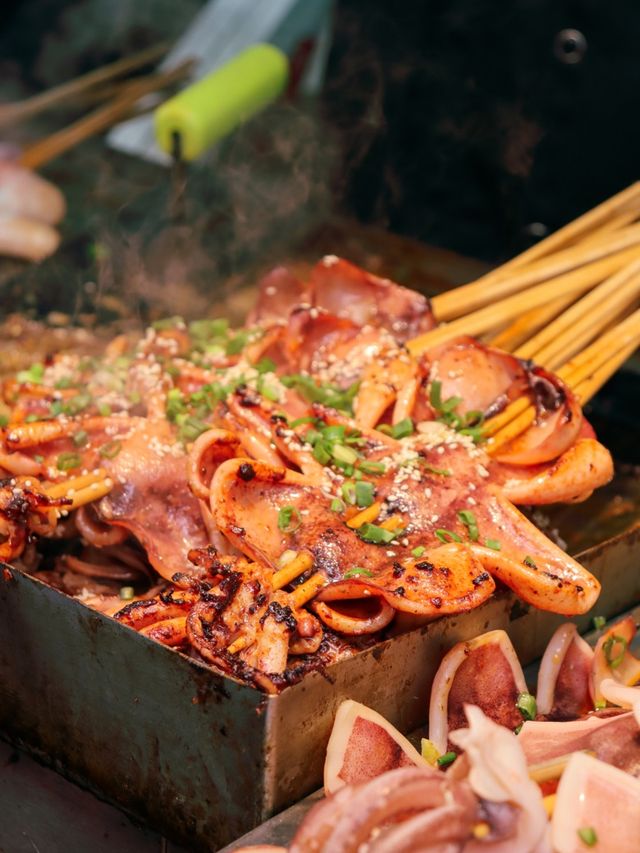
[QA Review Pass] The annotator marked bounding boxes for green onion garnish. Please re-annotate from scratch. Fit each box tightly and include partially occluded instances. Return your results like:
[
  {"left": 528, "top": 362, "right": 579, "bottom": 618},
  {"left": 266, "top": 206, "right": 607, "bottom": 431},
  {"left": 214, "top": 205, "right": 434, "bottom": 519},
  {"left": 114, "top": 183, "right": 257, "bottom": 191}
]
[
  {"left": 485, "top": 539, "right": 502, "bottom": 551},
  {"left": 56, "top": 452, "right": 82, "bottom": 471},
  {"left": 516, "top": 692, "right": 537, "bottom": 721},
  {"left": 73, "top": 430, "right": 89, "bottom": 448},
  {"left": 523, "top": 555, "right": 537, "bottom": 569},
  {"left": 99, "top": 440, "right": 122, "bottom": 459},
  {"left": 119, "top": 586, "right": 135, "bottom": 601},
  {"left": 390, "top": 417, "right": 413, "bottom": 439},
  {"left": 341, "top": 481, "right": 357, "bottom": 505},
  {"left": 458, "top": 509, "right": 479, "bottom": 541},
  {"left": 178, "top": 417, "right": 210, "bottom": 444},
  {"left": 603, "top": 634, "right": 628, "bottom": 669},
  {"left": 97, "top": 402, "right": 112, "bottom": 417},
  {"left": 577, "top": 827, "right": 598, "bottom": 847},
  {"left": 332, "top": 443, "right": 359, "bottom": 465},
  {"left": 17, "top": 362, "right": 45, "bottom": 385},
  {"left": 344, "top": 567, "right": 373, "bottom": 579},
  {"left": 355, "top": 481, "right": 375, "bottom": 508},
  {"left": 435, "top": 528, "right": 462, "bottom": 544},
  {"left": 356, "top": 523, "right": 400, "bottom": 545},
  {"left": 592, "top": 615, "right": 606, "bottom": 631},
  {"left": 330, "top": 498, "right": 345, "bottom": 513},
  {"left": 358, "top": 460, "right": 386, "bottom": 475},
  {"left": 278, "top": 505, "right": 302, "bottom": 534},
  {"left": 421, "top": 463, "right": 451, "bottom": 476},
  {"left": 152, "top": 316, "right": 184, "bottom": 331},
  {"left": 436, "top": 751, "right": 457, "bottom": 767},
  {"left": 412, "top": 545, "right": 426, "bottom": 558},
  {"left": 255, "top": 356, "right": 277, "bottom": 374}
]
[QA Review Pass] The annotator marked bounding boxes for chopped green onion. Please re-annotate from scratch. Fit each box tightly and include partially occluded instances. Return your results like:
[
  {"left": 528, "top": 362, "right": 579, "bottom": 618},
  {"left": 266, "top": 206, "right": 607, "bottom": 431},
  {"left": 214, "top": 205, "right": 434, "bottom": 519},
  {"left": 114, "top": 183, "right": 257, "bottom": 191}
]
[
  {"left": 34, "top": 454, "right": 44, "bottom": 464},
  {"left": 290, "top": 416, "right": 317, "bottom": 428},
  {"left": 429, "top": 380, "right": 444, "bottom": 411},
  {"left": 458, "top": 509, "right": 479, "bottom": 541},
  {"left": 485, "top": 538, "right": 502, "bottom": 551},
  {"left": 516, "top": 692, "right": 537, "bottom": 721},
  {"left": 65, "top": 393, "right": 92, "bottom": 415},
  {"left": 24, "top": 414, "right": 40, "bottom": 423},
  {"left": 152, "top": 315, "right": 184, "bottom": 331},
  {"left": 128, "top": 390, "right": 142, "bottom": 406},
  {"left": 344, "top": 567, "right": 373, "bottom": 579},
  {"left": 435, "top": 528, "right": 462, "bottom": 544},
  {"left": 594, "top": 699, "right": 607, "bottom": 710},
  {"left": 421, "top": 463, "right": 451, "bottom": 476},
  {"left": 255, "top": 357, "right": 277, "bottom": 374},
  {"left": 166, "top": 388, "right": 186, "bottom": 422},
  {"left": 436, "top": 751, "right": 457, "bottom": 768},
  {"left": 312, "top": 441, "right": 332, "bottom": 465},
  {"left": 97, "top": 402, "right": 112, "bottom": 417},
  {"left": 278, "top": 505, "right": 302, "bottom": 534},
  {"left": 178, "top": 417, "right": 210, "bottom": 444},
  {"left": 56, "top": 452, "right": 82, "bottom": 471},
  {"left": 322, "top": 425, "right": 346, "bottom": 442},
  {"left": 577, "top": 827, "right": 598, "bottom": 847},
  {"left": 602, "top": 634, "right": 628, "bottom": 670},
  {"left": 341, "top": 481, "right": 356, "bottom": 505},
  {"left": 73, "top": 430, "right": 89, "bottom": 448},
  {"left": 98, "top": 440, "right": 122, "bottom": 459},
  {"left": 592, "top": 615, "right": 606, "bottom": 631},
  {"left": 54, "top": 376, "right": 74, "bottom": 389},
  {"left": 0, "top": 414, "right": 8, "bottom": 427},
  {"left": 119, "top": 586, "right": 135, "bottom": 601},
  {"left": 257, "top": 376, "right": 281, "bottom": 402},
  {"left": 523, "top": 555, "right": 537, "bottom": 569},
  {"left": 391, "top": 417, "right": 414, "bottom": 439},
  {"left": 188, "top": 317, "right": 228, "bottom": 343},
  {"left": 226, "top": 330, "right": 250, "bottom": 355},
  {"left": 358, "top": 460, "right": 386, "bottom": 475},
  {"left": 514, "top": 723, "right": 523, "bottom": 735},
  {"left": 17, "top": 363, "right": 45, "bottom": 385},
  {"left": 330, "top": 498, "right": 345, "bottom": 513},
  {"left": 280, "top": 373, "right": 359, "bottom": 415},
  {"left": 355, "top": 481, "right": 375, "bottom": 508},
  {"left": 376, "top": 424, "right": 393, "bottom": 436},
  {"left": 412, "top": 546, "right": 426, "bottom": 558},
  {"left": 356, "top": 523, "right": 399, "bottom": 545},
  {"left": 332, "top": 443, "right": 359, "bottom": 465}
]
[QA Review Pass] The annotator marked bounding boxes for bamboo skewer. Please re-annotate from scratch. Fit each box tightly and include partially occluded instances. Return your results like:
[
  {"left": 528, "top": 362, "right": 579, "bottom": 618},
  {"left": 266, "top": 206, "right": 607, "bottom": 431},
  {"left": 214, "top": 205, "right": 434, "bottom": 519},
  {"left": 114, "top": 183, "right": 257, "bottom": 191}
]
[
  {"left": 0, "top": 42, "right": 169, "bottom": 127},
  {"left": 515, "top": 258, "right": 640, "bottom": 365},
  {"left": 19, "top": 59, "right": 194, "bottom": 170},
  {"left": 431, "top": 182, "right": 640, "bottom": 321},
  {"left": 484, "top": 309, "right": 640, "bottom": 453},
  {"left": 408, "top": 245, "right": 640, "bottom": 356},
  {"left": 488, "top": 295, "right": 574, "bottom": 352}
]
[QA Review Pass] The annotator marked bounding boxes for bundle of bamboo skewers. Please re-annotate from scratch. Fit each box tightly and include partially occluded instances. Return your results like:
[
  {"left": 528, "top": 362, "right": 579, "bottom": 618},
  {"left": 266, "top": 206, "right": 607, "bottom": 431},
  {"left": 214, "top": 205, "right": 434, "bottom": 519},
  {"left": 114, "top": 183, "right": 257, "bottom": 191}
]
[{"left": 408, "top": 181, "right": 640, "bottom": 455}]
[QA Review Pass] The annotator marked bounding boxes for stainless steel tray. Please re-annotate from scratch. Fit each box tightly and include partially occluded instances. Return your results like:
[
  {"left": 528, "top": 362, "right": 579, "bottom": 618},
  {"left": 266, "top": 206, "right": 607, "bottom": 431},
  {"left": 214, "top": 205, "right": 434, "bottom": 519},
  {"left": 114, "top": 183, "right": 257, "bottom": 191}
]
[{"left": 1, "top": 517, "right": 639, "bottom": 850}]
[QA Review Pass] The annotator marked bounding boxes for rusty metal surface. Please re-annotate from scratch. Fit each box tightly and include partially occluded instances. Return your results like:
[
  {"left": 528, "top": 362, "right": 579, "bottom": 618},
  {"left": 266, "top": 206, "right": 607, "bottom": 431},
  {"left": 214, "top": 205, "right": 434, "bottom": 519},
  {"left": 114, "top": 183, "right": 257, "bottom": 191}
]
[{"left": 1, "top": 520, "right": 638, "bottom": 851}]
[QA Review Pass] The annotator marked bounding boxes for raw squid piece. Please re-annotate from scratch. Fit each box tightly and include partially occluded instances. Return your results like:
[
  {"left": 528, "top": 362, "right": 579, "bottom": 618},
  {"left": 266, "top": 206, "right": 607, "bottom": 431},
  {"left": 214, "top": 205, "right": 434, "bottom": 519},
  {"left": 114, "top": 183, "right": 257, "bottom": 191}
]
[
  {"left": 553, "top": 752, "right": 640, "bottom": 853},
  {"left": 324, "top": 700, "right": 424, "bottom": 794},
  {"left": 591, "top": 615, "right": 640, "bottom": 705},
  {"left": 536, "top": 623, "right": 594, "bottom": 719},
  {"left": 428, "top": 630, "right": 528, "bottom": 753}
]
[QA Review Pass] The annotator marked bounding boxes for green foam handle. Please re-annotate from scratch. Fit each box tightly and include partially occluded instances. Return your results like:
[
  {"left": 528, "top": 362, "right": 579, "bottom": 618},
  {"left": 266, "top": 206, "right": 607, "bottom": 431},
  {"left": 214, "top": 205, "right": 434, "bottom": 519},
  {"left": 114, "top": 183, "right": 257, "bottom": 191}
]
[{"left": 155, "top": 43, "right": 289, "bottom": 161}]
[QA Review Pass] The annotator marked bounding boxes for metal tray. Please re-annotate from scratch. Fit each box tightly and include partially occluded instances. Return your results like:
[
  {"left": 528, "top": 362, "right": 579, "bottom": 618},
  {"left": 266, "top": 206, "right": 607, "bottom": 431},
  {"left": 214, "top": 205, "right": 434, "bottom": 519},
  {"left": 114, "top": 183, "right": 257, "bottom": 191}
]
[{"left": 1, "top": 516, "right": 639, "bottom": 851}]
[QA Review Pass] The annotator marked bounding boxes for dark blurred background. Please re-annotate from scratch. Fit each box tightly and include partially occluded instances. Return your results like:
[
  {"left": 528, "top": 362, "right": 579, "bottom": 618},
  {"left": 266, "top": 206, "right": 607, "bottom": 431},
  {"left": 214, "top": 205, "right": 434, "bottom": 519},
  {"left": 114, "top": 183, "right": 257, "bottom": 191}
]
[{"left": 1, "top": 0, "right": 639, "bottom": 317}]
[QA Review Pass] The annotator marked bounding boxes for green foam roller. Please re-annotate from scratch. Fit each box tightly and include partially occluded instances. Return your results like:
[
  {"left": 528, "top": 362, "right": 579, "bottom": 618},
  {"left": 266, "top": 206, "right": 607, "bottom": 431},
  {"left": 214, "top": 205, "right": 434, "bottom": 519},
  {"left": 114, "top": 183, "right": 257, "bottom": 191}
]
[{"left": 155, "top": 43, "right": 289, "bottom": 161}]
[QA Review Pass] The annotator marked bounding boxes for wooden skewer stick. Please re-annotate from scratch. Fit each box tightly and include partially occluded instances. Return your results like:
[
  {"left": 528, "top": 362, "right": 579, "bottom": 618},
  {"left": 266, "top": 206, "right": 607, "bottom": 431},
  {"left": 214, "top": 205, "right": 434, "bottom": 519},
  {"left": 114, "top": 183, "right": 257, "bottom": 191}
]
[
  {"left": 431, "top": 183, "right": 640, "bottom": 320},
  {"left": 408, "top": 245, "right": 640, "bottom": 356},
  {"left": 488, "top": 294, "right": 574, "bottom": 352},
  {"left": 485, "top": 310, "right": 640, "bottom": 453},
  {"left": 19, "top": 59, "right": 194, "bottom": 170},
  {"left": 0, "top": 42, "right": 169, "bottom": 127},
  {"left": 515, "top": 258, "right": 640, "bottom": 364}
]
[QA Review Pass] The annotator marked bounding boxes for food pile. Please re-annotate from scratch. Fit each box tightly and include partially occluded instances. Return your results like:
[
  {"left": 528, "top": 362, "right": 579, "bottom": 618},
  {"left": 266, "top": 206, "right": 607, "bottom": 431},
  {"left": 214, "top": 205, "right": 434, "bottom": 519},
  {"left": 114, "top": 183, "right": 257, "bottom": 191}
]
[
  {"left": 236, "top": 616, "right": 640, "bottom": 852},
  {"left": 0, "top": 257, "right": 613, "bottom": 691}
]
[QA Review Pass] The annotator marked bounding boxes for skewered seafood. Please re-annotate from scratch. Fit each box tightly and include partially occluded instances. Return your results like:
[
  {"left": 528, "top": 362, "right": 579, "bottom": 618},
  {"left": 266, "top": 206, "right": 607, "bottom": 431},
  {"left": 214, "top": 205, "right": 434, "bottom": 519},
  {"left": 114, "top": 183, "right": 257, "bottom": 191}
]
[{"left": 0, "top": 256, "right": 615, "bottom": 689}]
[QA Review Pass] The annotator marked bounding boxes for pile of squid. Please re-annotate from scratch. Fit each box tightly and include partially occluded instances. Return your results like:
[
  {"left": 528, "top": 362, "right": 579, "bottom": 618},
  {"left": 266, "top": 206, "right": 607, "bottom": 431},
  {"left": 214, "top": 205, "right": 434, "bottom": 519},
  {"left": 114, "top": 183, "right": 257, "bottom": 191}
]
[
  {"left": 235, "top": 616, "right": 640, "bottom": 852},
  {"left": 0, "top": 256, "right": 614, "bottom": 691}
]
